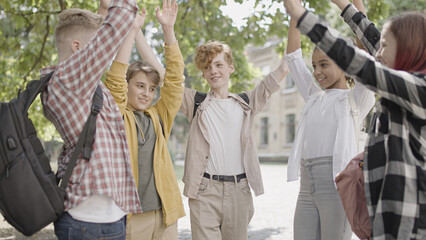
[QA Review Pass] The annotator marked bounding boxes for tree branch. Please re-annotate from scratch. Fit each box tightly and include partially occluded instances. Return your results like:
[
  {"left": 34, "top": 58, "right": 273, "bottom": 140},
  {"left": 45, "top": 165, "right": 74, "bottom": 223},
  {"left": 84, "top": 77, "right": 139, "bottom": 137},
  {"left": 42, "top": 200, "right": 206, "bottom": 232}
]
[
  {"left": 198, "top": 0, "right": 210, "bottom": 36},
  {"left": 22, "top": 15, "right": 50, "bottom": 87},
  {"left": 178, "top": 2, "right": 190, "bottom": 43},
  {"left": 7, "top": 10, "right": 62, "bottom": 16},
  {"left": 58, "top": 0, "right": 66, "bottom": 11}
]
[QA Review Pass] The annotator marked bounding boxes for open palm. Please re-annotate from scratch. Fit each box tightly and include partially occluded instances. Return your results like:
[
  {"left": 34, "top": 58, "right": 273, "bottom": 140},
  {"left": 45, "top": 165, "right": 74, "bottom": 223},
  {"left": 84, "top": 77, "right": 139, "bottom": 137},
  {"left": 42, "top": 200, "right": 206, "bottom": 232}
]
[{"left": 156, "top": 0, "right": 178, "bottom": 28}]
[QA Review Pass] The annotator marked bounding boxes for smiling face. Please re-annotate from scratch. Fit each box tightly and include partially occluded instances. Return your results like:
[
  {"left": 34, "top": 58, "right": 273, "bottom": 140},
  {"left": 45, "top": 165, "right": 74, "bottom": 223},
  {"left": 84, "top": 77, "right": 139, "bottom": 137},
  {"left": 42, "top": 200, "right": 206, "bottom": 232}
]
[
  {"left": 376, "top": 22, "right": 398, "bottom": 69},
  {"left": 202, "top": 52, "right": 235, "bottom": 93},
  {"left": 127, "top": 71, "right": 157, "bottom": 112},
  {"left": 312, "top": 48, "right": 348, "bottom": 90}
]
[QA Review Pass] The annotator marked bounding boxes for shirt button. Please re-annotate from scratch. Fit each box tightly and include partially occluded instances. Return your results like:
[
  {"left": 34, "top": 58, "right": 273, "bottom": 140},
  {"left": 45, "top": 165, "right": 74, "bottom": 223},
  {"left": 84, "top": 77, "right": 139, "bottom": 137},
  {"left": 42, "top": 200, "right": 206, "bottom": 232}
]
[{"left": 205, "top": 156, "right": 209, "bottom": 159}]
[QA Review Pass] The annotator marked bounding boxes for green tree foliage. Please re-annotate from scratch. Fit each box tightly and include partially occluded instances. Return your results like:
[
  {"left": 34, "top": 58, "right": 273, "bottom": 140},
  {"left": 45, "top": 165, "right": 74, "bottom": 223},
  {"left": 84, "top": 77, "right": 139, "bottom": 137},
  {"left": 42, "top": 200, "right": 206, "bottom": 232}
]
[{"left": 0, "top": 0, "right": 421, "bottom": 141}]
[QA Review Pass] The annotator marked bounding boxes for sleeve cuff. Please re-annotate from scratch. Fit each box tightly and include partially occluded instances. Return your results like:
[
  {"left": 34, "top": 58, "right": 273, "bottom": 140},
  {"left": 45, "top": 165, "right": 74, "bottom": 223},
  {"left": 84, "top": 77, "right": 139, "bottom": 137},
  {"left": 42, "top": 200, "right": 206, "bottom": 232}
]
[
  {"left": 164, "top": 41, "right": 180, "bottom": 54},
  {"left": 296, "top": 10, "right": 310, "bottom": 29},
  {"left": 110, "top": 0, "right": 138, "bottom": 13},
  {"left": 341, "top": 4, "right": 358, "bottom": 23},
  {"left": 268, "top": 71, "right": 283, "bottom": 90},
  {"left": 285, "top": 48, "right": 303, "bottom": 62},
  {"left": 109, "top": 60, "right": 129, "bottom": 76}
]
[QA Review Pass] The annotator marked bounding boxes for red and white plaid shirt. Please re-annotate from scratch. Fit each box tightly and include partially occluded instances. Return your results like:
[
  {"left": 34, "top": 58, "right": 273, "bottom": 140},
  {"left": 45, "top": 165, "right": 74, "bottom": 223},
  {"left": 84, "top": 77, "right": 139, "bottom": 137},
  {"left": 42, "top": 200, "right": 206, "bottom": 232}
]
[{"left": 41, "top": 0, "right": 141, "bottom": 213}]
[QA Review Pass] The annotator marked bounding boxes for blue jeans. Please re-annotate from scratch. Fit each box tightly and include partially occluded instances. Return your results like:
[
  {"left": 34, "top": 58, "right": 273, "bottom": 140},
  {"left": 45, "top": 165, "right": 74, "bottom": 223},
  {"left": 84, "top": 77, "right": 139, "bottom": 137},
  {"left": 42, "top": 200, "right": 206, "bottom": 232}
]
[
  {"left": 54, "top": 212, "right": 126, "bottom": 240},
  {"left": 293, "top": 156, "right": 352, "bottom": 240}
]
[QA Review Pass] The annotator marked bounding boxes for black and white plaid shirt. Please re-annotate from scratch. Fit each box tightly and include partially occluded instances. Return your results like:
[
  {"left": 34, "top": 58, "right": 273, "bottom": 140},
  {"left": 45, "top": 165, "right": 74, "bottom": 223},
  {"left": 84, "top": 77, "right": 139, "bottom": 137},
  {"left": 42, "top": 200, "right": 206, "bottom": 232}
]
[{"left": 297, "top": 4, "right": 426, "bottom": 240}]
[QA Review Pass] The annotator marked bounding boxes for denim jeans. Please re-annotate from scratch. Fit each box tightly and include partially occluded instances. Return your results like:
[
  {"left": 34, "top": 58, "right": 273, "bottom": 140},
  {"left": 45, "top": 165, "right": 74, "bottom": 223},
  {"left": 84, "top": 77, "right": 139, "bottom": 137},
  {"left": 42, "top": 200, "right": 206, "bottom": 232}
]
[
  {"left": 293, "top": 156, "right": 352, "bottom": 240},
  {"left": 54, "top": 212, "right": 126, "bottom": 240}
]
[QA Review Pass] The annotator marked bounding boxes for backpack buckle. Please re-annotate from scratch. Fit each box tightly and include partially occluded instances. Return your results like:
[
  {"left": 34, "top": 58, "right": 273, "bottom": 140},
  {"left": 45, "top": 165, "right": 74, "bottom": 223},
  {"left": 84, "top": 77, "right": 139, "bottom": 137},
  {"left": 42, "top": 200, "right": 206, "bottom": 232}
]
[{"left": 91, "top": 104, "right": 101, "bottom": 115}]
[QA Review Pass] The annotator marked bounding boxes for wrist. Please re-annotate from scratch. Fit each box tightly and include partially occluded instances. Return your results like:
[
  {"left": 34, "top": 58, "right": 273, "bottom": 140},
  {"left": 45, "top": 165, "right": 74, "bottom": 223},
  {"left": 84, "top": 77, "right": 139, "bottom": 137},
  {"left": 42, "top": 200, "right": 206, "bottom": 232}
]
[
  {"left": 335, "top": 0, "right": 351, "bottom": 11},
  {"left": 162, "top": 25, "right": 174, "bottom": 32},
  {"left": 97, "top": 7, "right": 108, "bottom": 17}
]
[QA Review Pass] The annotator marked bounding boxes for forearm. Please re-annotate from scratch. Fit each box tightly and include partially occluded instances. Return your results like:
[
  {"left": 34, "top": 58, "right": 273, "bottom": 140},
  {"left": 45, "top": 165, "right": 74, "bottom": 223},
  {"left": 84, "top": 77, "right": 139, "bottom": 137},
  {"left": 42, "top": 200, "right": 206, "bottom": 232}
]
[
  {"left": 163, "top": 26, "right": 177, "bottom": 47},
  {"left": 286, "top": 18, "right": 301, "bottom": 54},
  {"left": 271, "top": 59, "right": 289, "bottom": 83},
  {"left": 105, "top": 61, "right": 129, "bottom": 114},
  {"left": 352, "top": 0, "right": 366, "bottom": 14},
  {"left": 331, "top": 0, "right": 351, "bottom": 11},
  {"left": 341, "top": 4, "right": 381, "bottom": 55},
  {"left": 115, "top": 28, "right": 138, "bottom": 64},
  {"left": 135, "top": 30, "right": 166, "bottom": 80}
]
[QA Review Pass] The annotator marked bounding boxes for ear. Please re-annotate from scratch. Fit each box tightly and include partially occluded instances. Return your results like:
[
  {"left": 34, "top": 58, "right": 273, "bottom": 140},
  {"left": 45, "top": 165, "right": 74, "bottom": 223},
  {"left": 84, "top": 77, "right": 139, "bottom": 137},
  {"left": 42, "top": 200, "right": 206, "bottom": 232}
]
[
  {"left": 71, "top": 40, "right": 81, "bottom": 53},
  {"left": 229, "top": 64, "right": 235, "bottom": 74}
]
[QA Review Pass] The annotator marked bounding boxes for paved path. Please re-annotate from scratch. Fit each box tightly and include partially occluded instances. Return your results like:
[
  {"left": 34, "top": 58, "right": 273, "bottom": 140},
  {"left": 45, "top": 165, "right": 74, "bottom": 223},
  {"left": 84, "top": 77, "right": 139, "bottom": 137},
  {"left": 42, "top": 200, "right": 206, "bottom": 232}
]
[{"left": 0, "top": 163, "right": 357, "bottom": 240}]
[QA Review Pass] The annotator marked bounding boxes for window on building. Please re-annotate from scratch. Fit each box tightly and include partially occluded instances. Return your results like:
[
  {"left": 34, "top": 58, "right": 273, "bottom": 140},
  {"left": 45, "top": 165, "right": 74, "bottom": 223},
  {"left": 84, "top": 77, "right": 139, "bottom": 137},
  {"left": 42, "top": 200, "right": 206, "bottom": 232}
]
[
  {"left": 287, "top": 73, "right": 295, "bottom": 89},
  {"left": 260, "top": 117, "right": 269, "bottom": 145},
  {"left": 286, "top": 114, "right": 295, "bottom": 144}
]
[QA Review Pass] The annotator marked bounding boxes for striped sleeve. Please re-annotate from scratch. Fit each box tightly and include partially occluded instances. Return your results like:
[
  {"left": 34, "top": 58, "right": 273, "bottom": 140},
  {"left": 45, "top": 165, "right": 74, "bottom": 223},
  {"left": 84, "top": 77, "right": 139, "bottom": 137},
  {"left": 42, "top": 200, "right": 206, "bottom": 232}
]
[
  {"left": 297, "top": 11, "right": 426, "bottom": 120},
  {"left": 341, "top": 4, "right": 381, "bottom": 55}
]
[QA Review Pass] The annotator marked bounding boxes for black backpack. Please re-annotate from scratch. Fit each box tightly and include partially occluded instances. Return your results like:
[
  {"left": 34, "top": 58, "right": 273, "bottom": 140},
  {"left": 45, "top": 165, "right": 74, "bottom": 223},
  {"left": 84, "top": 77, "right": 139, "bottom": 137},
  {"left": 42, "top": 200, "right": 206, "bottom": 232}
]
[
  {"left": 0, "top": 72, "right": 103, "bottom": 236},
  {"left": 193, "top": 91, "right": 249, "bottom": 117}
]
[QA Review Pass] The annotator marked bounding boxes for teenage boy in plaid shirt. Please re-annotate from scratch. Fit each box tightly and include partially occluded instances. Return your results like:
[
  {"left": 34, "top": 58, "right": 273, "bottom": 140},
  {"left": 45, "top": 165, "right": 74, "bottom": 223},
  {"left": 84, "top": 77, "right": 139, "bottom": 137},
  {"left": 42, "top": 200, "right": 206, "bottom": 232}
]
[{"left": 40, "top": 0, "right": 142, "bottom": 239}]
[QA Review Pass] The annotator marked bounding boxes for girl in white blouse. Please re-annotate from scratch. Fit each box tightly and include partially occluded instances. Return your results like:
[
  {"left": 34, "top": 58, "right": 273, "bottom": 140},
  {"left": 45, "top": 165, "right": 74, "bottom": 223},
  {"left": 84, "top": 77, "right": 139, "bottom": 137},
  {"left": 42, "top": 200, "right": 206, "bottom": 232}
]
[{"left": 285, "top": 16, "right": 375, "bottom": 240}]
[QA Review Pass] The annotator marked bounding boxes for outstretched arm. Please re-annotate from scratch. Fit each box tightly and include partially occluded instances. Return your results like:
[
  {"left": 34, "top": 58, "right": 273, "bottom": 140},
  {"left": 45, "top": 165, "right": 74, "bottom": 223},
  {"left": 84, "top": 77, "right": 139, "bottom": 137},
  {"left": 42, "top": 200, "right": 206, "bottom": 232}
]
[
  {"left": 284, "top": 0, "right": 320, "bottom": 100},
  {"left": 134, "top": 0, "right": 179, "bottom": 82},
  {"left": 286, "top": 3, "right": 301, "bottom": 54},
  {"left": 115, "top": 9, "right": 147, "bottom": 64},
  {"left": 283, "top": 0, "right": 426, "bottom": 119},
  {"left": 103, "top": 8, "right": 146, "bottom": 114},
  {"left": 152, "top": 0, "right": 185, "bottom": 138}
]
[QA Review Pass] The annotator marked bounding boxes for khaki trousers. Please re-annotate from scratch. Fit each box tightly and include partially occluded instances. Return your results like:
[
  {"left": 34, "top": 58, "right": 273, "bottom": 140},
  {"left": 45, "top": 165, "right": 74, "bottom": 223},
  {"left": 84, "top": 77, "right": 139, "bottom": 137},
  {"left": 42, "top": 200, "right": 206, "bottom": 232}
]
[
  {"left": 126, "top": 209, "right": 177, "bottom": 240},
  {"left": 189, "top": 177, "right": 254, "bottom": 240}
]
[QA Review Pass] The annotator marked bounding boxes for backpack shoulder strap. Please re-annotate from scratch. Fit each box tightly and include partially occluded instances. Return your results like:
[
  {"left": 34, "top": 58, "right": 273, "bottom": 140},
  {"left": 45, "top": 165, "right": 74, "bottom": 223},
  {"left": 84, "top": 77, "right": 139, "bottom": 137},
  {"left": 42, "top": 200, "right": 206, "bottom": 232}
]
[
  {"left": 193, "top": 91, "right": 207, "bottom": 118},
  {"left": 59, "top": 85, "right": 103, "bottom": 190},
  {"left": 19, "top": 71, "right": 55, "bottom": 113},
  {"left": 237, "top": 92, "right": 250, "bottom": 105},
  {"left": 348, "top": 90, "right": 360, "bottom": 150}
]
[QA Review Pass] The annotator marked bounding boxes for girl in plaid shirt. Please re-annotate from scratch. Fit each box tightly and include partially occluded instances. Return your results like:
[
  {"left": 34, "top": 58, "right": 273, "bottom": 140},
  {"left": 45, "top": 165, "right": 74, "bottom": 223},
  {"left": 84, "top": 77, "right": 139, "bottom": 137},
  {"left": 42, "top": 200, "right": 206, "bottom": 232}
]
[{"left": 284, "top": 0, "right": 426, "bottom": 239}]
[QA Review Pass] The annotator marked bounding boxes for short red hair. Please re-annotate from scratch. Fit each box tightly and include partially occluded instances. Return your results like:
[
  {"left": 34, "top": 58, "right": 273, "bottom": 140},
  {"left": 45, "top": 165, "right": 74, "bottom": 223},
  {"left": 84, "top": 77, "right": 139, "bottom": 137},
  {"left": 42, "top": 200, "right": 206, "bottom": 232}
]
[{"left": 388, "top": 12, "right": 426, "bottom": 74}]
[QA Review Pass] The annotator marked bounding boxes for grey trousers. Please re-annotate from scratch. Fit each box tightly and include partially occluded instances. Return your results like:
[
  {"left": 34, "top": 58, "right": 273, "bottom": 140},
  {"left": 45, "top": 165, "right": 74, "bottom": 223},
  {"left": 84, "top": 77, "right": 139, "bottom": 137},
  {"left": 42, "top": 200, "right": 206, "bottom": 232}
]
[{"left": 293, "top": 156, "right": 352, "bottom": 240}]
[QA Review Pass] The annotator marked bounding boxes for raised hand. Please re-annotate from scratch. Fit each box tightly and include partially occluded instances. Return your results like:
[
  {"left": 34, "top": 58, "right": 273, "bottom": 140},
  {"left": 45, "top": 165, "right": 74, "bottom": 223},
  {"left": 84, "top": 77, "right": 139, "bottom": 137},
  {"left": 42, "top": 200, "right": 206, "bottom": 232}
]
[
  {"left": 133, "top": 7, "right": 147, "bottom": 32},
  {"left": 156, "top": 0, "right": 178, "bottom": 29}
]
